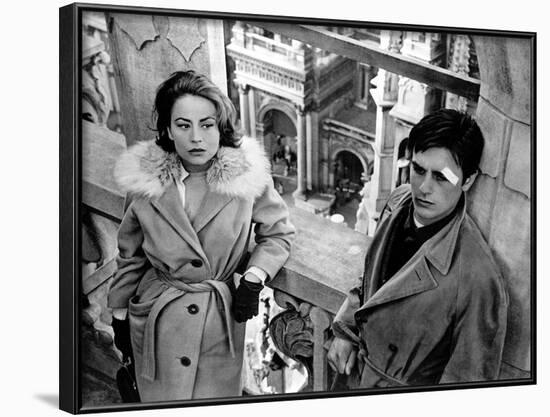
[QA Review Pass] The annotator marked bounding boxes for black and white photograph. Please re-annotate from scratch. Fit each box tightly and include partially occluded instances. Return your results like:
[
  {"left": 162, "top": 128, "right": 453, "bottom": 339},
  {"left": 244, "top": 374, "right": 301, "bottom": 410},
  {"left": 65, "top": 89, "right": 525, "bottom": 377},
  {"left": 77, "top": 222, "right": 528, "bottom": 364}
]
[
  {"left": 10, "top": 0, "right": 550, "bottom": 413},
  {"left": 57, "top": 3, "right": 538, "bottom": 413},
  {"left": 57, "top": 2, "right": 537, "bottom": 413}
]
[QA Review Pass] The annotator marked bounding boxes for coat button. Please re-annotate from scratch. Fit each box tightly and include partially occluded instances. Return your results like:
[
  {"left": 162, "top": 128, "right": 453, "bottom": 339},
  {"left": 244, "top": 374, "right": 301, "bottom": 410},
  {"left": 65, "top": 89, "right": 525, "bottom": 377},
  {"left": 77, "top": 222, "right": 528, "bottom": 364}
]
[
  {"left": 179, "top": 356, "right": 191, "bottom": 367},
  {"left": 187, "top": 304, "right": 199, "bottom": 315},
  {"left": 388, "top": 343, "right": 398, "bottom": 353},
  {"left": 191, "top": 259, "right": 203, "bottom": 268}
]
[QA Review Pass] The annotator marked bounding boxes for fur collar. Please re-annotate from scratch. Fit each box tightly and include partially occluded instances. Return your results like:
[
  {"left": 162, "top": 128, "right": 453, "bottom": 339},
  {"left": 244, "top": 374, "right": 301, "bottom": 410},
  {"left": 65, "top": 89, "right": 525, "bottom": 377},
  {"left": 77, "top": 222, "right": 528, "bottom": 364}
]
[{"left": 114, "top": 136, "right": 271, "bottom": 200}]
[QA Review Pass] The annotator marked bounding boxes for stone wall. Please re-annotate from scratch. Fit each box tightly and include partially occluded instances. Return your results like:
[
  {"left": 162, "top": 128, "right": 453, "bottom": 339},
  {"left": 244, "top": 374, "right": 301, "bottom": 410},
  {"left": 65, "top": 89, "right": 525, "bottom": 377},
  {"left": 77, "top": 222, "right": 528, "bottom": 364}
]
[
  {"left": 469, "top": 35, "right": 532, "bottom": 378},
  {"left": 107, "top": 13, "right": 227, "bottom": 146}
]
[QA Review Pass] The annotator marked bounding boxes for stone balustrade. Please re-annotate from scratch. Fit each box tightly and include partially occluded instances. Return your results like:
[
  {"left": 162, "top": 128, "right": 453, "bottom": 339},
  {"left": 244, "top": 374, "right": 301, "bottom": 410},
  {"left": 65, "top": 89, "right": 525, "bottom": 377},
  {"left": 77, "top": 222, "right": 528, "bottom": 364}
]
[{"left": 267, "top": 205, "right": 370, "bottom": 390}]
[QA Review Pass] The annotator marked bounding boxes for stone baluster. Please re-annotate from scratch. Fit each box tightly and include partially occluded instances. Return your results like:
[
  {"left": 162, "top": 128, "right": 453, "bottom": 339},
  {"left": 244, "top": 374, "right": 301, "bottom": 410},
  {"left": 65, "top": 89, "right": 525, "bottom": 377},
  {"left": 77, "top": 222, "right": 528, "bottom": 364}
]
[
  {"left": 238, "top": 84, "right": 251, "bottom": 136},
  {"left": 293, "top": 106, "right": 307, "bottom": 200},
  {"left": 310, "top": 306, "right": 332, "bottom": 391},
  {"left": 270, "top": 290, "right": 333, "bottom": 391},
  {"left": 366, "top": 31, "right": 401, "bottom": 235}
]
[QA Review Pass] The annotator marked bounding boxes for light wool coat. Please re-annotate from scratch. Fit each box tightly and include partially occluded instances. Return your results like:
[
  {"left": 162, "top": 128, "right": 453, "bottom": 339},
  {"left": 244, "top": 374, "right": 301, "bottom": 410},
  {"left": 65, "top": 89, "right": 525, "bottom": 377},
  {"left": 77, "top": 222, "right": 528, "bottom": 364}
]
[
  {"left": 108, "top": 136, "right": 295, "bottom": 401},
  {"left": 333, "top": 187, "right": 508, "bottom": 387}
]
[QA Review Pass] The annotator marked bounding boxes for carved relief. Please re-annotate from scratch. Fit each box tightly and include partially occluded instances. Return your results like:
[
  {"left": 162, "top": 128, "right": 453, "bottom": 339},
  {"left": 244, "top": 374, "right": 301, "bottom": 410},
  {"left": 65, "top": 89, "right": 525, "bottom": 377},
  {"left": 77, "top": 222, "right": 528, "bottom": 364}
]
[
  {"left": 82, "top": 34, "right": 113, "bottom": 126},
  {"left": 269, "top": 308, "right": 314, "bottom": 364},
  {"left": 111, "top": 13, "right": 205, "bottom": 61},
  {"left": 446, "top": 35, "right": 474, "bottom": 112},
  {"left": 269, "top": 290, "right": 337, "bottom": 391},
  {"left": 228, "top": 50, "right": 306, "bottom": 97},
  {"left": 166, "top": 17, "right": 206, "bottom": 61},
  {"left": 110, "top": 13, "right": 157, "bottom": 50}
]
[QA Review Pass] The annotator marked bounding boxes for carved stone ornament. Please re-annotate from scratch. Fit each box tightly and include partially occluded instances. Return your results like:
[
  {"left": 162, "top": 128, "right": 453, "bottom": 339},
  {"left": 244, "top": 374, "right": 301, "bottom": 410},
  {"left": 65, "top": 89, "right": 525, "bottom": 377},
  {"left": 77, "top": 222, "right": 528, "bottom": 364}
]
[
  {"left": 111, "top": 13, "right": 157, "bottom": 50},
  {"left": 269, "top": 308, "right": 314, "bottom": 363},
  {"left": 166, "top": 17, "right": 206, "bottom": 62},
  {"left": 111, "top": 14, "right": 205, "bottom": 61}
]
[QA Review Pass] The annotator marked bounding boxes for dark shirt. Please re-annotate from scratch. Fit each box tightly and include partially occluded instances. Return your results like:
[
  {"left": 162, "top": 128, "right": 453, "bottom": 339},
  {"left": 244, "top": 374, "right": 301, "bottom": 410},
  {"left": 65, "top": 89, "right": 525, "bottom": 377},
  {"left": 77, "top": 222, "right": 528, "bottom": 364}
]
[{"left": 382, "top": 197, "right": 462, "bottom": 285}]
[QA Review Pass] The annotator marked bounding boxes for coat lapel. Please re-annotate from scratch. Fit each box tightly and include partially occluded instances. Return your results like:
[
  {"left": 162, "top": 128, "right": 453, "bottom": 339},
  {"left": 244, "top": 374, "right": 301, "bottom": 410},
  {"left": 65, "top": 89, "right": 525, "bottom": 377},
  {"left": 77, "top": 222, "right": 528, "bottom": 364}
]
[
  {"left": 150, "top": 181, "right": 206, "bottom": 259},
  {"left": 192, "top": 191, "right": 235, "bottom": 233},
  {"left": 358, "top": 193, "right": 467, "bottom": 313},
  {"left": 359, "top": 255, "right": 438, "bottom": 311}
]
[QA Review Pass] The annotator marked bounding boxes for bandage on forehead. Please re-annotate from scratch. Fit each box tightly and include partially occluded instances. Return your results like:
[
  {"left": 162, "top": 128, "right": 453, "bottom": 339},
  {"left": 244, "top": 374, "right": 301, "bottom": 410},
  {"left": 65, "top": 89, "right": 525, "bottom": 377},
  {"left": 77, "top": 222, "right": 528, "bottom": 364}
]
[{"left": 441, "top": 167, "right": 459, "bottom": 186}]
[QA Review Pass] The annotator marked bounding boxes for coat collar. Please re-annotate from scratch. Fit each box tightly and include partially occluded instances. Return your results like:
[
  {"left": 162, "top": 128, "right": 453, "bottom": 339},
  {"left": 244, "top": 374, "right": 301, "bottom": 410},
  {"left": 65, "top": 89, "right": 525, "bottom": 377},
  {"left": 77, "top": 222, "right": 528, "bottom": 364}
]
[
  {"left": 358, "top": 190, "right": 468, "bottom": 312},
  {"left": 114, "top": 136, "right": 271, "bottom": 201}
]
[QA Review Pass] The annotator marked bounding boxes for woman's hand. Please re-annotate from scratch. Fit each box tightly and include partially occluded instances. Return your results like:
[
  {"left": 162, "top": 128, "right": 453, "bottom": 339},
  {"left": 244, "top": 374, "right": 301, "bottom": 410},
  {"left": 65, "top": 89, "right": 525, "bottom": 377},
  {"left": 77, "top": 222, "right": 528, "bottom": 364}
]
[
  {"left": 232, "top": 274, "right": 263, "bottom": 322},
  {"left": 327, "top": 337, "right": 357, "bottom": 375}
]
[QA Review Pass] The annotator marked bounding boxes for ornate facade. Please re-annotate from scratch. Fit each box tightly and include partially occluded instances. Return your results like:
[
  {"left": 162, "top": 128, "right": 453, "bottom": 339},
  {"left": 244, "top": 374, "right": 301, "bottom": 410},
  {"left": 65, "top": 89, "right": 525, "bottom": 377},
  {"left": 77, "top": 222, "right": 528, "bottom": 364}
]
[{"left": 227, "top": 24, "right": 479, "bottom": 234}]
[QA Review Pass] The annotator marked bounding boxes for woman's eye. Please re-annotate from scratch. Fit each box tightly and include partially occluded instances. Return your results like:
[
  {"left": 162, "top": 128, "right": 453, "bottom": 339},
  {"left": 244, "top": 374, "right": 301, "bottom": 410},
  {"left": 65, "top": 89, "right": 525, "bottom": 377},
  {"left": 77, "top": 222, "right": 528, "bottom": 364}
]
[
  {"left": 176, "top": 123, "right": 190, "bottom": 129},
  {"left": 434, "top": 173, "right": 447, "bottom": 182},
  {"left": 201, "top": 123, "right": 214, "bottom": 129}
]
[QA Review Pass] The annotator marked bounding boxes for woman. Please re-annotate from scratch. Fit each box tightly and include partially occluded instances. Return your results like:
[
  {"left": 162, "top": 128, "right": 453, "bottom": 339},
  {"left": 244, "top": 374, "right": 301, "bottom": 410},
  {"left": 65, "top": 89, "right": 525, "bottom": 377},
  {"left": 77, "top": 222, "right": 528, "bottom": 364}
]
[{"left": 107, "top": 70, "right": 295, "bottom": 401}]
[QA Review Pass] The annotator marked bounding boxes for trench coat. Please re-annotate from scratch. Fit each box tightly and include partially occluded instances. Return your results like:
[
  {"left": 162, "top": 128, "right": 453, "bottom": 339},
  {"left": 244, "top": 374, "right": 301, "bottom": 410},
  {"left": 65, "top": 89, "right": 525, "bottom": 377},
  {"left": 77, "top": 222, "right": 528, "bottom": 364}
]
[
  {"left": 333, "top": 187, "right": 508, "bottom": 387},
  {"left": 107, "top": 136, "right": 295, "bottom": 401}
]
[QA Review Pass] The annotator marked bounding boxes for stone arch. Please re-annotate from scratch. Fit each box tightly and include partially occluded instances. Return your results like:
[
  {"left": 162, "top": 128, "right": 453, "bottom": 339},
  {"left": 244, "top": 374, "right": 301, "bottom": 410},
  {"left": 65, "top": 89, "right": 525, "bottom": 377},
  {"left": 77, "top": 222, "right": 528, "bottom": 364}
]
[
  {"left": 331, "top": 147, "right": 369, "bottom": 175},
  {"left": 257, "top": 98, "right": 298, "bottom": 128}
]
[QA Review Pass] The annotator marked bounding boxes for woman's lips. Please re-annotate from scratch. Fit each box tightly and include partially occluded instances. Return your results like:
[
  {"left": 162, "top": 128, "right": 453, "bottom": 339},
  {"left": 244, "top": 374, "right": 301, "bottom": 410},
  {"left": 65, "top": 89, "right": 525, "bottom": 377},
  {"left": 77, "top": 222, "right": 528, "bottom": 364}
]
[{"left": 189, "top": 149, "right": 205, "bottom": 154}]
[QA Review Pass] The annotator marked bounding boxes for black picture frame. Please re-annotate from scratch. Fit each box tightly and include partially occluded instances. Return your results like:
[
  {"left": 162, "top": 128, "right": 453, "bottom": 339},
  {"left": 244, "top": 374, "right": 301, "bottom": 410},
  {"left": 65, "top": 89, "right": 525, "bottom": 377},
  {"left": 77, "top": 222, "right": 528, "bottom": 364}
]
[{"left": 60, "top": 2, "right": 536, "bottom": 414}]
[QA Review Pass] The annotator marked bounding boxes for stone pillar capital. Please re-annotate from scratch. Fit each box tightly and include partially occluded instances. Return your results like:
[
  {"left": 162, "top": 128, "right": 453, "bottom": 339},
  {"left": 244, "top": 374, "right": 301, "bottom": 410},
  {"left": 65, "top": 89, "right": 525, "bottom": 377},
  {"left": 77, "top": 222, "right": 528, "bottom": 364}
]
[{"left": 238, "top": 83, "right": 249, "bottom": 95}]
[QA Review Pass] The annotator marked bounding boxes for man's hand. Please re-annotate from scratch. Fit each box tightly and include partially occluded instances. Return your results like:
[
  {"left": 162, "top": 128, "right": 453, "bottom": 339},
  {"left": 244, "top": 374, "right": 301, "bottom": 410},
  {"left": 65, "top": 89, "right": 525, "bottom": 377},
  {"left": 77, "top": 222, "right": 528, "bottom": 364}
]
[{"left": 327, "top": 337, "right": 357, "bottom": 375}]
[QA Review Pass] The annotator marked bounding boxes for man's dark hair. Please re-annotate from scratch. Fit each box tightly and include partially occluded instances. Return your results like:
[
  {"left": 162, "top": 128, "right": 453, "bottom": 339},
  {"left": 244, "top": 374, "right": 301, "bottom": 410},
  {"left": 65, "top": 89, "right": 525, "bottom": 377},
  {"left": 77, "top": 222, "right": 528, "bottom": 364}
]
[{"left": 407, "top": 109, "right": 484, "bottom": 181}]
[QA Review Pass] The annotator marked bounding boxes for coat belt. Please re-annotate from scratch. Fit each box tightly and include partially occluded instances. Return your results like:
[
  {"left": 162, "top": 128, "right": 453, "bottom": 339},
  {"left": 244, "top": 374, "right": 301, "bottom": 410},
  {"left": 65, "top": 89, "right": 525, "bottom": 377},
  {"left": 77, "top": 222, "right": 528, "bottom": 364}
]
[
  {"left": 332, "top": 320, "right": 406, "bottom": 387},
  {"left": 140, "top": 269, "right": 235, "bottom": 382}
]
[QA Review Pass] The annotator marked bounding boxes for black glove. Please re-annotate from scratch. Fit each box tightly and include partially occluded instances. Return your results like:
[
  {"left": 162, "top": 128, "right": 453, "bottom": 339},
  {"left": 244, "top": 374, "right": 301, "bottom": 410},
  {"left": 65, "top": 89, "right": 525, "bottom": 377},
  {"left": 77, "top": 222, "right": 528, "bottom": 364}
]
[
  {"left": 232, "top": 277, "right": 263, "bottom": 323},
  {"left": 112, "top": 317, "right": 133, "bottom": 361}
]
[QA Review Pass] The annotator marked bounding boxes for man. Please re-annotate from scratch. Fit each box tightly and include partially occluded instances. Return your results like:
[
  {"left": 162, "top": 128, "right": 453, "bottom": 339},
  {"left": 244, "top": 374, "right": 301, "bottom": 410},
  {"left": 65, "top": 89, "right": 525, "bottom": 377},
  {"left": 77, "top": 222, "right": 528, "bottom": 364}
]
[{"left": 327, "top": 109, "right": 508, "bottom": 387}]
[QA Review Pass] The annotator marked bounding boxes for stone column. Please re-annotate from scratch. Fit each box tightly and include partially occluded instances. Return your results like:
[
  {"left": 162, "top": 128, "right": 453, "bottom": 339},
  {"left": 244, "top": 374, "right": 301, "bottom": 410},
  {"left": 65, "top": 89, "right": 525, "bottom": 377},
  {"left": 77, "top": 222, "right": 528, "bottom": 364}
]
[
  {"left": 355, "top": 63, "right": 372, "bottom": 109},
  {"left": 368, "top": 78, "right": 397, "bottom": 235},
  {"left": 320, "top": 132, "right": 331, "bottom": 192},
  {"left": 248, "top": 87, "right": 257, "bottom": 140},
  {"left": 238, "top": 84, "right": 250, "bottom": 136},
  {"left": 366, "top": 31, "right": 401, "bottom": 235},
  {"left": 305, "top": 111, "right": 313, "bottom": 192},
  {"left": 445, "top": 34, "right": 472, "bottom": 112},
  {"left": 255, "top": 121, "right": 265, "bottom": 147},
  {"left": 290, "top": 39, "right": 303, "bottom": 64},
  {"left": 293, "top": 106, "right": 307, "bottom": 200},
  {"left": 232, "top": 21, "right": 246, "bottom": 47}
]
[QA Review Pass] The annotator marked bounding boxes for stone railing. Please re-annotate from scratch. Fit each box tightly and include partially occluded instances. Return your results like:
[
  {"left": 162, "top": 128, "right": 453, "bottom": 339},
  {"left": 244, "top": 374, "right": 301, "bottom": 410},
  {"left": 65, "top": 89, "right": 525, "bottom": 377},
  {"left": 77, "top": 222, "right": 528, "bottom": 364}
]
[
  {"left": 267, "top": 206, "right": 370, "bottom": 390},
  {"left": 80, "top": 121, "right": 127, "bottom": 405},
  {"left": 80, "top": 122, "right": 371, "bottom": 404}
]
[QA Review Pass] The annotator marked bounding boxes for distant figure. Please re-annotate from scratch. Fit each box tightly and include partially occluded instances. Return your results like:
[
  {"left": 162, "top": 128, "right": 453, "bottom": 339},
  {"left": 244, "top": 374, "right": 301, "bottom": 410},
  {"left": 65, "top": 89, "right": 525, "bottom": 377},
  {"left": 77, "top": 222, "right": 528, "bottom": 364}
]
[
  {"left": 354, "top": 173, "right": 371, "bottom": 235},
  {"left": 273, "top": 136, "right": 296, "bottom": 176},
  {"left": 396, "top": 137, "right": 410, "bottom": 187},
  {"left": 328, "top": 109, "right": 508, "bottom": 387},
  {"left": 275, "top": 181, "right": 284, "bottom": 195}
]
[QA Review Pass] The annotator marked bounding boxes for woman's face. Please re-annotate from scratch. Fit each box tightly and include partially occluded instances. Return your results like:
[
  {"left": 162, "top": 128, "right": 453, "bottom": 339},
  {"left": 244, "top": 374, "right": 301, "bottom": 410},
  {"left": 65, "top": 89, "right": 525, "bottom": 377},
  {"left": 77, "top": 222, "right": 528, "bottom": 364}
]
[{"left": 168, "top": 94, "right": 220, "bottom": 169}]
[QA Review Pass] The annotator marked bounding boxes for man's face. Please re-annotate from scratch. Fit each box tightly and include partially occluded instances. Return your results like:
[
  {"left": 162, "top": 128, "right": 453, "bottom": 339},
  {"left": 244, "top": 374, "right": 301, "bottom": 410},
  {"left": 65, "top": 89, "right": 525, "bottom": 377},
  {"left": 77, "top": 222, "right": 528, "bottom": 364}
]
[{"left": 410, "top": 147, "right": 474, "bottom": 226}]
